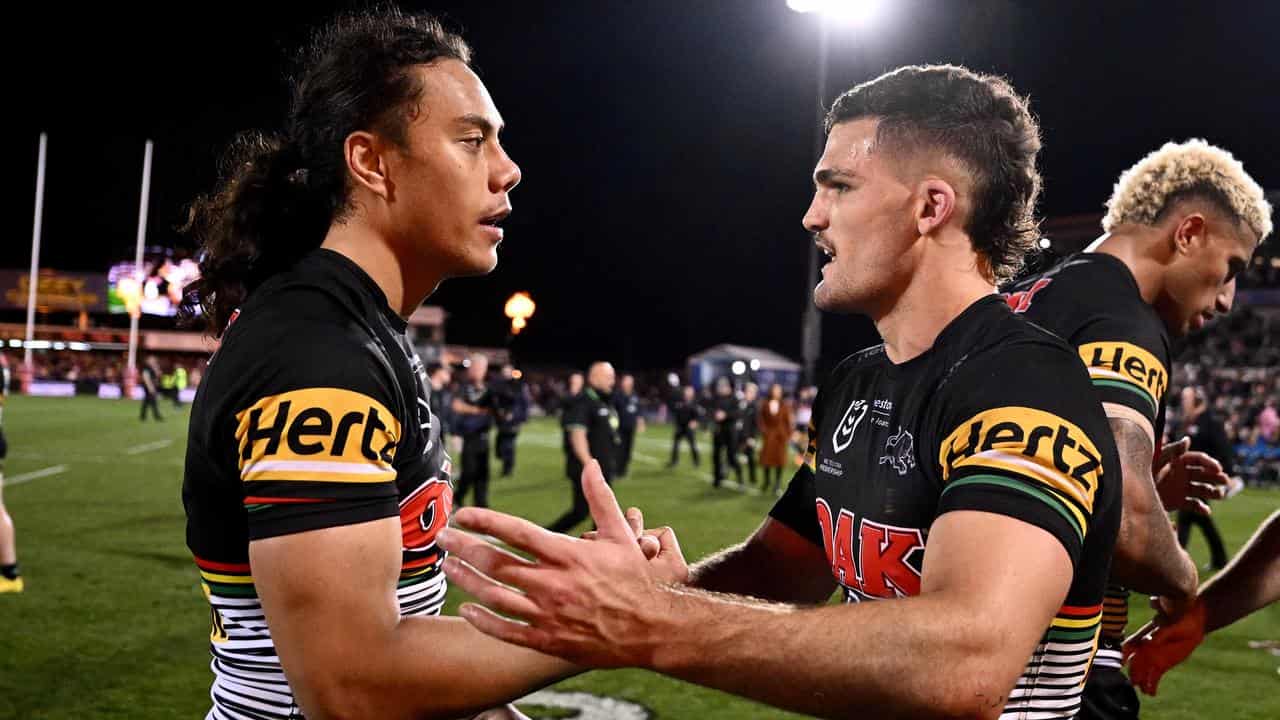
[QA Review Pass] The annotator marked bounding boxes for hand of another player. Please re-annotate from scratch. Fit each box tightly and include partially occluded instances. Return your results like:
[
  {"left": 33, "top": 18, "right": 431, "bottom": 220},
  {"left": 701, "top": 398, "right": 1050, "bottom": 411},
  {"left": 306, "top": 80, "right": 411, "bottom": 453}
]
[
  {"left": 582, "top": 506, "right": 689, "bottom": 584},
  {"left": 438, "top": 461, "right": 683, "bottom": 669},
  {"left": 468, "top": 704, "right": 531, "bottom": 720},
  {"left": 1155, "top": 448, "right": 1229, "bottom": 515},
  {"left": 1123, "top": 598, "right": 1209, "bottom": 696}
]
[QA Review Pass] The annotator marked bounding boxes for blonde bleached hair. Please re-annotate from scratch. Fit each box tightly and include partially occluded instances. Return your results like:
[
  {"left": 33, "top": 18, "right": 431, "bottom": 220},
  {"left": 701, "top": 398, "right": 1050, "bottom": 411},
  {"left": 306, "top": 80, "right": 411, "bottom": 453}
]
[{"left": 1103, "top": 139, "right": 1272, "bottom": 242}]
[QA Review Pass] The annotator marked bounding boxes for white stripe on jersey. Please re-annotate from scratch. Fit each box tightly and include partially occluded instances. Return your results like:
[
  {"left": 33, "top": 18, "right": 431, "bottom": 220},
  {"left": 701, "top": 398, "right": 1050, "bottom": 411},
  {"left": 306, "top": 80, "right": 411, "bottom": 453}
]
[{"left": 204, "top": 571, "right": 447, "bottom": 720}]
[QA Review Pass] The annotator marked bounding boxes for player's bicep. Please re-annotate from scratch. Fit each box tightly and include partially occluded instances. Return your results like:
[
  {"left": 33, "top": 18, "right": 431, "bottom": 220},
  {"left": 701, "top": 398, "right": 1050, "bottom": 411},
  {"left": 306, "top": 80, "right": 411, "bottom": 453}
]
[
  {"left": 921, "top": 510, "right": 1072, "bottom": 688},
  {"left": 250, "top": 517, "right": 403, "bottom": 713}
]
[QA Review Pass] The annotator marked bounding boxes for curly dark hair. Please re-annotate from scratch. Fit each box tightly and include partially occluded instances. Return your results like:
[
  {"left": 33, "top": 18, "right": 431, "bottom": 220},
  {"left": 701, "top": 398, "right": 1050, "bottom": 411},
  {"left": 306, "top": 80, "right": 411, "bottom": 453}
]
[
  {"left": 179, "top": 7, "right": 471, "bottom": 336},
  {"left": 825, "top": 64, "right": 1043, "bottom": 283}
]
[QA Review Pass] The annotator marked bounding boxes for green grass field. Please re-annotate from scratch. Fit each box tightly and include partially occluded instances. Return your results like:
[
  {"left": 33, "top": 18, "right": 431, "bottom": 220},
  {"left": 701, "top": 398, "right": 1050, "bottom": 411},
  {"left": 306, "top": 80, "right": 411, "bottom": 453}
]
[{"left": 0, "top": 395, "right": 1277, "bottom": 719}]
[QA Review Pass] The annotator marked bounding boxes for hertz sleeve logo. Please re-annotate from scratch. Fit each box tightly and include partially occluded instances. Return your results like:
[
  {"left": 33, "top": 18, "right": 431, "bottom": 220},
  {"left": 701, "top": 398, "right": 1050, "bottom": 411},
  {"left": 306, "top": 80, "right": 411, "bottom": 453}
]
[
  {"left": 235, "top": 388, "right": 401, "bottom": 484},
  {"left": 939, "top": 406, "right": 1102, "bottom": 528},
  {"left": 1078, "top": 342, "right": 1168, "bottom": 414}
]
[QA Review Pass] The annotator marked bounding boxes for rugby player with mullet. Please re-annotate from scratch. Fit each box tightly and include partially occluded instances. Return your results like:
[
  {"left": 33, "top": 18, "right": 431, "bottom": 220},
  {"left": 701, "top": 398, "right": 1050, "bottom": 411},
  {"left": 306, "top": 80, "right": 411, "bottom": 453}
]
[
  {"left": 440, "top": 65, "right": 1122, "bottom": 720},
  {"left": 180, "top": 10, "right": 579, "bottom": 720}
]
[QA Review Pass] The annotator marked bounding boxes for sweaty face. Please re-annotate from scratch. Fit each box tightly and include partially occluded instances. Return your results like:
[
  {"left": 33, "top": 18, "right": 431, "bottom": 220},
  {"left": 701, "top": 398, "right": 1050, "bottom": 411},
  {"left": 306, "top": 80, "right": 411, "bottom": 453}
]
[
  {"left": 1157, "top": 217, "right": 1256, "bottom": 337},
  {"left": 802, "top": 119, "right": 920, "bottom": 316},
  {"left": 386, "top": 59, "right": 521, "bottom": 278}
]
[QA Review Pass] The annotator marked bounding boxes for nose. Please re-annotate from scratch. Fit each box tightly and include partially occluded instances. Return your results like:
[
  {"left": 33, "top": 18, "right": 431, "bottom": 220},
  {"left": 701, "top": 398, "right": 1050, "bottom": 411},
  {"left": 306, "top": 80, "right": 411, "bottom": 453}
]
[
  {"left": 803, "top": 192, "right": 828, "bottom": 236},
  {"left": 491, "top": 145, "right": 521, "bottom": 194},
  {"left": 1215, "top": 278, "right": 1237, "bottom": 314}
]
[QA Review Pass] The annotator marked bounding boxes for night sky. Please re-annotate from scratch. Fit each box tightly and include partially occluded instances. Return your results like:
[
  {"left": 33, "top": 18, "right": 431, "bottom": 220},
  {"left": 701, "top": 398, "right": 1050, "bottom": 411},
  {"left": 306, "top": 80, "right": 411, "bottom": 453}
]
[{"left": 9, "top": 1, "right": 1280, "bottom": 374}]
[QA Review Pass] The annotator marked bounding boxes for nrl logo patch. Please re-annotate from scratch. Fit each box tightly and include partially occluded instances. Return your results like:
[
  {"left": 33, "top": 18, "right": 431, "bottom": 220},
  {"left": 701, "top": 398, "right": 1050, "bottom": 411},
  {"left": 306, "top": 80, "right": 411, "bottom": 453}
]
[{"left": 833, "top": 399, "right": 868, "bottom": 453}]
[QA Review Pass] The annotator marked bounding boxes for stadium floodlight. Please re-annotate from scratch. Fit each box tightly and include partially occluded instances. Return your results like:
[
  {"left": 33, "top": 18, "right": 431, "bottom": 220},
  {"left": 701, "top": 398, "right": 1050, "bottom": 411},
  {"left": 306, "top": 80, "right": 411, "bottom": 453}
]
[
  {"left": 749, "top": 358, "right": 762, "bottom": 371},
  {"left": 786, "top": 0, "right": 886, "bottom": 28},
  {"left": 1038, "top": 238, "right": 1052, "bottom": 250},
  {"left": 731, "top": 360, "right": 747, "bottom": 376}
]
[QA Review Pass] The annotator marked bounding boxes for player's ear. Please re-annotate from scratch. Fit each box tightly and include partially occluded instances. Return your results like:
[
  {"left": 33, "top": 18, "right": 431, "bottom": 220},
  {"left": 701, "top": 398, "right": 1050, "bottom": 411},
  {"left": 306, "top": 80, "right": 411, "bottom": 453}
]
[
  {"left": 916, "top": 178, "right": 957, "bottom": 236},
  {"left": 345, "top": 131, "right": 393, "bottom": 201},
  {"left": 1172, "top": 214, "right": 1206, "bottom": 256}
]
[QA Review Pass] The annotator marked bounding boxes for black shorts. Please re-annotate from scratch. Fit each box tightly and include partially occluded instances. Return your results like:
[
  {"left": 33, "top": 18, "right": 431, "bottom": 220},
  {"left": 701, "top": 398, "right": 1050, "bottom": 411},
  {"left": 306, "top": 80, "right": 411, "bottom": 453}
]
[
  {"left": 0, "top": 427, "right": 7, "bottom": 461},
  {"left": 1079, "top": 665, "right": 1140, "bottom": 720}
]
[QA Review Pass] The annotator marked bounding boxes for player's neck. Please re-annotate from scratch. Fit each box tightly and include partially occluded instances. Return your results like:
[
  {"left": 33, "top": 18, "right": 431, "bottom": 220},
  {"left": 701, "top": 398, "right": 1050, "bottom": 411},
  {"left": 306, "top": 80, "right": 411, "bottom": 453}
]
[
  {"left": 321, "top": 220, "right": 445, "bottom": 319},
  {"left": 1091, "top": 230, "right": 1164, "bottom": 306},
  {"left": 873, "top": 243, "right": 996, "bottom": 365}
]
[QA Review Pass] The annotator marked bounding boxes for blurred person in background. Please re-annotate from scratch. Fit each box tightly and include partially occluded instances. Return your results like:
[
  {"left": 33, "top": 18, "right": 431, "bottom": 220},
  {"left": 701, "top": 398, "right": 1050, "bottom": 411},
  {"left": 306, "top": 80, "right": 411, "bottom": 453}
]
[
  {"left": 1176, "top": 386, "right": 1233, "bottom": 570},
  {"left": 453, "top": 353, "right": 496, "bottom": 508},
  {"left": 737, "top": 382, "right": 761, "bottom": 486},
  {"left": 560, "top": 372, "right": 585, "bottom": 474},
  {"left": 0, "top": 352, "right": 21, "bottom": 593},
  {"left": 667, "top": 385, "right": 702, "bottom": 468},
  {"left": 139, "top": 355, "right": 163, "bottom": 422},
  {"left": 710, "top": 377, "right": 742, "bottom": 487},
  {"left": 757, "top": 383, "right": 794, "bottom": 496},
  {"left": 427, "top": 361, "right": 454, "bottom": 444},
  {"left": 613, "top": 373, "right": 644, "bottom": 478},
  {"left": 160, "top": 360, "right": 179, "bottom": 407},
  {"left": 547, "top": 362, "right": 619, "bottom": 533},
  {"left": 491, "top": 364, "right": 530, "bottom": 478}
]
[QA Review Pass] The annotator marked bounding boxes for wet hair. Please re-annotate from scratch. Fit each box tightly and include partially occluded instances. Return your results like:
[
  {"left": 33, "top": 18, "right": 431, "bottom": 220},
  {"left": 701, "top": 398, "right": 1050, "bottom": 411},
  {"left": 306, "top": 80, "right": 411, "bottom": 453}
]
[
  {"left": 825, "top": 64, "right": 1043, "bottom": 283},
  {"left": 179, "top": 7, "right": 471, "bottom": 336}
]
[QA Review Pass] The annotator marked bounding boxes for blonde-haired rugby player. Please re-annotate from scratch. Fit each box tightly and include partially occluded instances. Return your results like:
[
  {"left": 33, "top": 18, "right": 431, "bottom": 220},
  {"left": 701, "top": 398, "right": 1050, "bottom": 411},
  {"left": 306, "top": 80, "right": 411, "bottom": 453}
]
[{"left": 1006, "top": 138, "right": 1272, "bottom": 719}]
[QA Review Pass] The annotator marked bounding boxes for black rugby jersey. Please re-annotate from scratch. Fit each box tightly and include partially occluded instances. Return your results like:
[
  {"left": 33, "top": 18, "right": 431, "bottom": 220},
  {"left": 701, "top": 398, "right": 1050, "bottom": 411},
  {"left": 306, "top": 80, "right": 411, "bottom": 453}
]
[
  {"left": 183, "top": 249, "right": 452, "bottom": 720},
  {"left": 1006, "top": 250, "right": 1172, "bottom": 671},
  {"left": 770, "top": 296, "right": 1121, "bottom": 719}
]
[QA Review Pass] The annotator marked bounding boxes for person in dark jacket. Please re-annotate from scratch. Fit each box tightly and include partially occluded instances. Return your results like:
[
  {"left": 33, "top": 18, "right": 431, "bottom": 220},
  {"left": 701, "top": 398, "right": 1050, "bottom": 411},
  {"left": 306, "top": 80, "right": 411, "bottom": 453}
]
[
  {"left": 1175, "top": 386, "right": 1232, "bottom": 569},
  {"left": 613, "top": 374, "right": 645, "bottom": 477}
]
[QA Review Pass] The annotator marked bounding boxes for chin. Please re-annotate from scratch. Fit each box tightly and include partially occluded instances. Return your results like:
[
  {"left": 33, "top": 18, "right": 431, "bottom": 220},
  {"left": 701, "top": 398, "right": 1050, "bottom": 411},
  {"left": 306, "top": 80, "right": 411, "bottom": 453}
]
[
  {"left": 455, "top": 249, "right": 499, "bottom": 277},
  {"left": 813, "top": 284, "right": 863, "bottom": 315}
]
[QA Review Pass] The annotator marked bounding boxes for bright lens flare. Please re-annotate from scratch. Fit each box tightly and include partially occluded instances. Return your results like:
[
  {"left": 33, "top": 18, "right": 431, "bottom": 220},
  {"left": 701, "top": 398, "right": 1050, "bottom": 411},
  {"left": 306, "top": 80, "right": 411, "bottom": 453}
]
[{"left": 786, "top": 0, "right": 884, "bottom": 27}]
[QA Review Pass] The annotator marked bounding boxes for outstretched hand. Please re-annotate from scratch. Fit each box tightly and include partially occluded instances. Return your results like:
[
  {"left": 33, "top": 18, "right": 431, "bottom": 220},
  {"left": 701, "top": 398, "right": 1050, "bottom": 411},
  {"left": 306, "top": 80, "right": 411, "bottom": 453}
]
[
  {"left": 437, "top": 461, "right": 686, "bottom": 668},
  {"left": 1155, "top": 439, "right": 1228, "bottom": 515},
  {"left": 1123, "top": 599, "right": 1209, "bottom": 696}
]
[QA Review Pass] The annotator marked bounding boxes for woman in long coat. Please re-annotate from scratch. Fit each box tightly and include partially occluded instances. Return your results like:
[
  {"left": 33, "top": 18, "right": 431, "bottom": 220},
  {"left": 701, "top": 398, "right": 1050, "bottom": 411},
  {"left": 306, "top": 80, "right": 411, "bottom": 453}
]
[{"left": 757, "top": 383, "right": 794, "bottom": 494}]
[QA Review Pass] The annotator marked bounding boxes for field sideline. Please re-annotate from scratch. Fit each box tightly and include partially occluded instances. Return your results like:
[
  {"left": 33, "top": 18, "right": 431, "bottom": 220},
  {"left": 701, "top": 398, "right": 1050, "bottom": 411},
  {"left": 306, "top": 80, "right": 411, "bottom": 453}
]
[{"left": 1, "top": 395, "right": 1276, "bottom": 719}]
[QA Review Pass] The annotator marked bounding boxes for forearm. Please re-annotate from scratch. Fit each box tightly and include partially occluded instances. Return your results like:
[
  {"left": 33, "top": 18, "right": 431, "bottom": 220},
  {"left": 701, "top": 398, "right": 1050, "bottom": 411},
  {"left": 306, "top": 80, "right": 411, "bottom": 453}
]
[
  {"left": 690, "top": 542, "right": 833, "bottom": 604},
  {"left": 1110, "top": 480, "right": 1197, "bottom": 598},
  {"left": 1108, "top": 417, "right": 1198, "bottom": 599},
  {"left": 645, "top": 588, "right": 1008, "bottom": 720},
  {"left": 1199, "top": 510, "right": 1280, "bottom": 632},
  {"left": 570, "top": 432, "right": 592, "bottom": 466},
  {"left": 301, "top": 614, "right": 576, "bottom": 720}
]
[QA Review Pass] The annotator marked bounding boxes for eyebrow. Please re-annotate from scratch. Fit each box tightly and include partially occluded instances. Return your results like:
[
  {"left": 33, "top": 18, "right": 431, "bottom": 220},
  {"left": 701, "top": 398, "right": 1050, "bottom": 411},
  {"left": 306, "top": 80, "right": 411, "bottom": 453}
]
[
  {"left": 814, "top": 167, "right": 857, "bottom": 186},
  {"left": 455, "top": 113, "right": 503, "bottom": 136}
]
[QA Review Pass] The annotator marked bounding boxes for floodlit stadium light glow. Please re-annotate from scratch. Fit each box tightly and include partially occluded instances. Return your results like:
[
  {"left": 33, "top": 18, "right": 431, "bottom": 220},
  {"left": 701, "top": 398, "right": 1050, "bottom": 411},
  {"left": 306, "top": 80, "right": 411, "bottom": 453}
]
[
  {"left": 749, "top": 358, "right": 762, "bottom": 371},
  {"left": 731, "top": 360, "right": 747, "bottom": 376},
  {"left": 25, "top": 340, "right": 51, "bottom": 349},
  {"left": 1038, "top": 238, "right": 1052, "bottom": 250},
  {"left": 68, "top": 342, "right": 91, "bottom": 351},
  {"left": 52, "top": 341, "right": 66, "bottom": 350},
  {"left": 786, "top": 0, "right": 886, "bottom": 27},
  {"left": 7, "top": 339, "right": 19, "bottom": 348}
]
